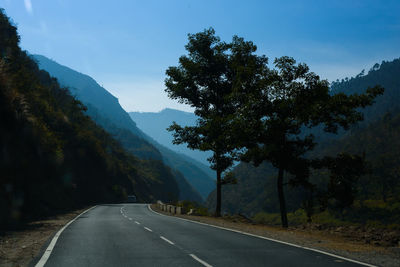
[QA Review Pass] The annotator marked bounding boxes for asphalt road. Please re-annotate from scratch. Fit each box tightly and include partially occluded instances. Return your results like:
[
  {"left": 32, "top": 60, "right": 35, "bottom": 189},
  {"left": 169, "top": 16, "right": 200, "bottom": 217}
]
[{"left": 37, "top": 204, "right": 370, "bottom": 267}]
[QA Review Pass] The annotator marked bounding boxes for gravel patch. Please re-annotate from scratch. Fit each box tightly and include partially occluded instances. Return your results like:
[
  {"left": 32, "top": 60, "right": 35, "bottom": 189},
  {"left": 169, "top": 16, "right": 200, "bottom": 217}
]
[{"left": 0, "top": 207, "right": 91, "bottom": 267}]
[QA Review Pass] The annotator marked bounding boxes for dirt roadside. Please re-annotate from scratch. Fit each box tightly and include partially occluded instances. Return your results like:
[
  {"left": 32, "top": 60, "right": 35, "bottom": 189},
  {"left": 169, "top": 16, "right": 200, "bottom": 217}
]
[
  {"left": 151, "top": 204, "right": 400, "bottom": 267},
  {"left": 2, "top": 204, "right": 398, "bottom": 267},
  {"left": 0, "top": 207, "right": 92, "bottom": 267}
]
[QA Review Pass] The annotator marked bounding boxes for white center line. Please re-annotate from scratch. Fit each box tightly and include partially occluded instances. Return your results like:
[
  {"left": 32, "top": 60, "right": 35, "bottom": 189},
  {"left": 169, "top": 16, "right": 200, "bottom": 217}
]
[
  {"left": 189, "top": 254, "right": 213, "bottom": 267},
  {"left": 160, "top": 236, "right": 175, "bottom": 245},
  {"left": 135, "top": 221, "right": 140, "bottom": 225},
  {"left": 128, "top": 218, "right": 132, "bottom": 220},
  {"left": 144, "top": 227, "right": 153, "bottom": 232}
]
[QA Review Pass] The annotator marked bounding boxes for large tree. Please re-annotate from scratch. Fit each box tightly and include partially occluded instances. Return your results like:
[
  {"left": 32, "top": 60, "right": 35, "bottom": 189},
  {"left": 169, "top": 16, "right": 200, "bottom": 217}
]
[
  {"left": 165, "top": 28, "right": 266, "bottom": 216},
  {"left": 234, "top": 56, "right": 383, "bottom": 227}
]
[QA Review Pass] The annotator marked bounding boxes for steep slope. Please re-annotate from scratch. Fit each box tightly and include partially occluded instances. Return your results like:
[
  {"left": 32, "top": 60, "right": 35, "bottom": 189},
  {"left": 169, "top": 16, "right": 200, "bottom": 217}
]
[
  {"left": 0, "top": 10, "right": 179, "bottom": 228},
  {"left": 32, "top": 54, "right": 161, "bottom": 160},
  {"left": 129, "top": 109, "right": 216, "bottom": 198},
  {"left": 33, "top": 55, "right": 209, "bottom": 201},
  {"left": 331, "top": 59, "right": 400, "bottom": 123},
  {"left": 154, "top": 143, "right": 215, "bottom": 199},
  {"left": 32, "top": 55, "right": 143, "bottom": 134},
  {"left": 206, "top": 58, "right": 400, "bottom": 217},
  {"left": 129, "top": 108, "right": 212, "bottom": 166},
  {"left": 85, "top": 104, "right": 203, "bottom": 203}
]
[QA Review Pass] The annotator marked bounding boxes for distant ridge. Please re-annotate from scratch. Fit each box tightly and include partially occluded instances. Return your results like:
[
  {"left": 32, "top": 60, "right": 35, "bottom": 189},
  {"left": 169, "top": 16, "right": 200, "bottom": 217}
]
[
  {"left": 33, "top": 54, "right": 214, "bottom": 200},
  {"left": 129, "top": 108, "right": 212, "bottom": 166}
]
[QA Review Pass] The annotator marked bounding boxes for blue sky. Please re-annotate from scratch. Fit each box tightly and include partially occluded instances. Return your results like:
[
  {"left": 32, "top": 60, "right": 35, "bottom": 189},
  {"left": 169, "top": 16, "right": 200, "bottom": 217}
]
[{"left": 1, "top": 0, "right": 399, "bottom": 112}]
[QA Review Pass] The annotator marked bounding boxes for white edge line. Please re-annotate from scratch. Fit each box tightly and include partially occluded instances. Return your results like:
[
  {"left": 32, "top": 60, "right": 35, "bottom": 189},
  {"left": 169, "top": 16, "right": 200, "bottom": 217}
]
[
  {"left": 160, "top": 235, "right": 175, "bottom": 245},
  {"left": 189, "top": 254, "right": 213, "bottom": 267},
  {"left": 35, "top": 205, "right": 97, "bottom": 267},
  {"left": 144, "top": 227, "right": 153, "bottom": 232},
  {"left": 148, "top": 204, "right": 376, "bottom": 267}
]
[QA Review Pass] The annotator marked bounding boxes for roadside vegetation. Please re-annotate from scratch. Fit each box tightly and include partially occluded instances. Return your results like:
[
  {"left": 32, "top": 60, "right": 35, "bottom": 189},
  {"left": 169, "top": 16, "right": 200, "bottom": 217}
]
[
  {"left": 253, "top": 199, "right": 400, "bottom": 230},
  {"left": 165, "top": 27, "right": 384, "bottom": 229},
  {"left": 204, "top": 58, "right": 400, "bottom": 230}
]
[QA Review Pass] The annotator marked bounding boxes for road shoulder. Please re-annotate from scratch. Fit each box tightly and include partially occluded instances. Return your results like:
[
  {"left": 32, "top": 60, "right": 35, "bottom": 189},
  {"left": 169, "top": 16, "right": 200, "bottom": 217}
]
[
  {"left": 151, "top": 204, "right": 400, "bottom": 267},
  {"left": 0, "top": 207, "right": 92, "bottom": 267}
]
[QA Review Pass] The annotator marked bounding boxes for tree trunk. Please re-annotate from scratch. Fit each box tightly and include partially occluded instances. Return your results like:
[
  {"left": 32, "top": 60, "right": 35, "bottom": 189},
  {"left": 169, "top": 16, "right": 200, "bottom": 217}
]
[
  {"left": 215, "top": 169, "right": 222, "bottom": 217},
  {"left": 277, "top": 168, "right": 288, "bottom": 228}
]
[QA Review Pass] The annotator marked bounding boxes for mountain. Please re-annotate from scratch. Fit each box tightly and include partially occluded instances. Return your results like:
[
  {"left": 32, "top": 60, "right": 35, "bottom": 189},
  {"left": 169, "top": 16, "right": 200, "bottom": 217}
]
[
  {"left": 129, "top": 109, "right": 216, "bottom": 198},
  {"left": 330, "top": 58, "right": 400, "bottom": 124},
  {"left": 0, "top": 9, "right": 180, "bottom": 228},
  {"left": 153, "top": 143, "right": 215, "bottom": 199},
  {"left": 32, "top": 55, "right": 213, "bottom": 200},
  {"left": 31, "top": 55, "right": 161, "bottom": 160},
  {"left": 206, "top": 58, "right": 400, "bottom": 222},
  {"left": 85, "top": 104, "right": 203, "bottom": 202},
  {"left": 129, "top": 109, "right": 212, "bottom": 166}
]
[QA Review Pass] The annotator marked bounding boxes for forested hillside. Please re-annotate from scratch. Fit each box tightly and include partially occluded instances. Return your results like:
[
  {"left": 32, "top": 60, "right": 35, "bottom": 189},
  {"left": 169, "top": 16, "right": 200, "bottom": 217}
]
[
  {"left": 206, "top": 58, "right": 400, "bottom": 226},
  {"left": 33, "top": 54, "right": 213, "bottom": 200},
  {"left": 0, "top": 10, "right": 180, "bottom": 229},
  {"left": 331, "top": 59, "right": 400, "bottom": 124},
  {"left": 32, "top": 54, "right": 161, "bottom": 160}
]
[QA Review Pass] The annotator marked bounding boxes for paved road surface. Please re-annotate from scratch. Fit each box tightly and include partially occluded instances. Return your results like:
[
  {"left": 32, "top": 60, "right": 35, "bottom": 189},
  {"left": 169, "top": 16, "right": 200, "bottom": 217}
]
[{"left": 37, "top": 204, "right": 370, "bottom": 267}]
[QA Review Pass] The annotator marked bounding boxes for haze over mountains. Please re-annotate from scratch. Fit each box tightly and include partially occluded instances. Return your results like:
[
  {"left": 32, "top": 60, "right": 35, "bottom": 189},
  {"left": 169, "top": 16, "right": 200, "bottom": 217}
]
[
  {"left": 33, "top": 54, "right": 215, "bottom": 200},
  {"left": 0, "top": 10, "right": 185, "bottom": 227},
  {"left": 129, "top": 109, "right": 212, "bottom": 166}
]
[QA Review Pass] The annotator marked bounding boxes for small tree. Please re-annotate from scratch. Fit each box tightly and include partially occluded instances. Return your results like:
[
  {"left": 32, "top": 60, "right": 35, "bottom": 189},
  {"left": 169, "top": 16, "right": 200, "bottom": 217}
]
[{"left": 234, "top": 56, "right": 383, "bottom": 227}]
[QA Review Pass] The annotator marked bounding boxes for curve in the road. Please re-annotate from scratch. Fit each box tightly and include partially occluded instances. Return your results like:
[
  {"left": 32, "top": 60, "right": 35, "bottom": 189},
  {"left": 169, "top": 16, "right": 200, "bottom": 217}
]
[
  {"left": 147, "top": 205, "right": 375, "bottom": 267},
  {"left": 33, "top": 204, "right": 376, "bottom": 267}
]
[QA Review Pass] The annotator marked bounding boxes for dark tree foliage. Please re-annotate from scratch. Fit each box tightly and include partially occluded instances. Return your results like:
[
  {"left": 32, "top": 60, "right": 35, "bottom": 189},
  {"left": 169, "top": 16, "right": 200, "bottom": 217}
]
[
  {"left": 233, "top": 56, "right": 383, "bottom": 228},
  {"left": 165, "top": 28, "right": 260, "bottom": 216},
  {"left": 320, "top": 111, "right": 400, "bottom": 203},
  {"left": 166, "top": 28, "right": 384, "bottom": 223},
  {"left": 204, "top": 58, "right": 399, "bottom": 226},
  {"left": 0, "top": 9, "right": 179, "bottom": 229},
  {"left": 312, "top": 153, "right": 367, "bottom": 214}
]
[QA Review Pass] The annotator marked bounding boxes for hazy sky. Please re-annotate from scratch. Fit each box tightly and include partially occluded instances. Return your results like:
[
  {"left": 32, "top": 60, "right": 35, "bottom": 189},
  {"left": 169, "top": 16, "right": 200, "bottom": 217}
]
[{"left": 1, "top": 0, "right": 399, "bottom": 112}]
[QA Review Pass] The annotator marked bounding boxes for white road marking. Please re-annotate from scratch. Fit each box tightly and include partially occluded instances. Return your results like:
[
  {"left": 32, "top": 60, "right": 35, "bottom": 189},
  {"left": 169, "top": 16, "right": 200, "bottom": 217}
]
[
  {"left": 189, "top": 254, "right": 213, "bottom": 267},
  {"left": 128, "top": 218, "right": 132, "bottom": 220},
  {"left": 144, "top": 227, "right": 153, "bottom": 232},
  {"left": 148, "top": 205, "right": 376, "bottom": 267},
  {"left": 160, "top": 236, "right": 175, "bottom": 245},
  {"left": 35, "top": 206, "right": 97, "bottom": 267},
  {"left": 135, "top": 221, "right": 140, "bottom": 225}
]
